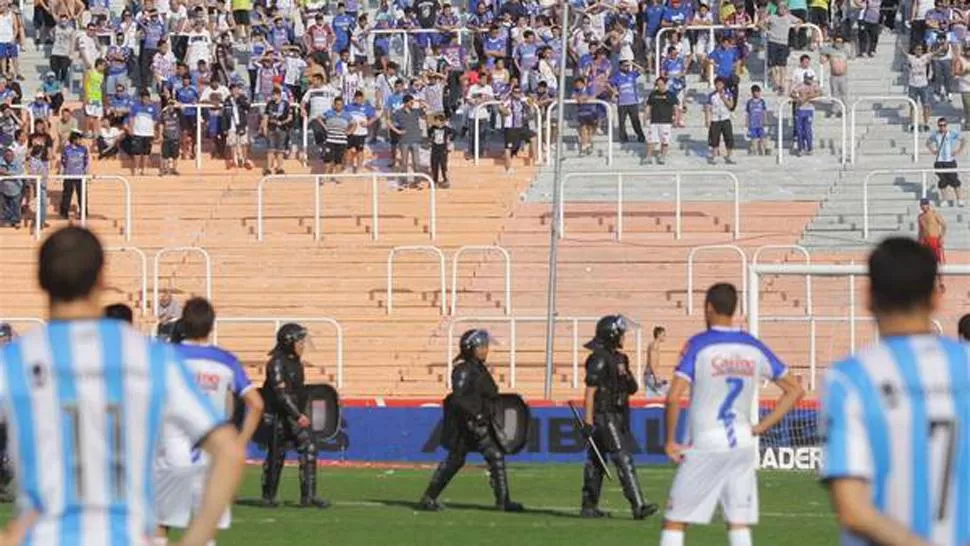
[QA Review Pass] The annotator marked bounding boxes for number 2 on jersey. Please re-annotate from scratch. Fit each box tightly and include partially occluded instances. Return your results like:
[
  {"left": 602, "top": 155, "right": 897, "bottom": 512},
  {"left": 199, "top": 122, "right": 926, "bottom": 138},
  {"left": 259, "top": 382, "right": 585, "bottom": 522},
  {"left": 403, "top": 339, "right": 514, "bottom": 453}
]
[{"left": 718, "top": 377, "right": 744, "bottom": 424}]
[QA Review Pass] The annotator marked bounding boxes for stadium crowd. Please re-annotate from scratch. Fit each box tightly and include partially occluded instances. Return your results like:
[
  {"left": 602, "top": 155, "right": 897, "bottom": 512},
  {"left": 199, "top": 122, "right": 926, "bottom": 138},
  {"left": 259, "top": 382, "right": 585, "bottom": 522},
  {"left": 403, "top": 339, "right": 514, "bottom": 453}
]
[{"left": 0, "top": 0, "right": 968, "bottom": 225}]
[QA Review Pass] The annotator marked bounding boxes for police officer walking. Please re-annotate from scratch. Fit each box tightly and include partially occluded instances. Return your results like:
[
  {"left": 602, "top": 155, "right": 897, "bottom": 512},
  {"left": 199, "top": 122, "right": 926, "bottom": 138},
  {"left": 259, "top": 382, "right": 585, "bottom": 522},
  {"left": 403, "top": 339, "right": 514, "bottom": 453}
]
[
  {"left": 260, "top": 323, "right": 329, "bottom": 509},
  {"left": 580, "top": 315, "right": 658, "bottom": 520},
  {"left": 418, "top": 329, "right": 524, "bottom": 512}
]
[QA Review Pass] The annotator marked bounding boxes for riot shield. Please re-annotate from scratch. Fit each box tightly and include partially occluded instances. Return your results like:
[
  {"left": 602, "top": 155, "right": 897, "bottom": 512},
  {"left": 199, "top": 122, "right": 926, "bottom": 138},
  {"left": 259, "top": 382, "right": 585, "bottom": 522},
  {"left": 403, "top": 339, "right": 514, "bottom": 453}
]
[
  {"left": 250, "top": 384, "right": 341, "bottom": 447},
  {"left": 491, "top": 394, "right": 531, "bottom": 455}
]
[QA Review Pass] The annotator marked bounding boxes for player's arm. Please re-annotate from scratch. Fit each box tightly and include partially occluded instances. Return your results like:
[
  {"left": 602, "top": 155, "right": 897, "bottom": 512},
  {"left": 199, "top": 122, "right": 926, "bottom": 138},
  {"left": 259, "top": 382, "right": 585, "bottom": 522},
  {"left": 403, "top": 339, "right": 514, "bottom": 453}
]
[
  {"left": 752, "top": 373, "right": 803, "bottom": 435},
  {"left": 664, "top": 340, "right": 696, "bottom": 462},
  {"left": 232, "top": 358, "right": 264, "bottom": 445},
  {"left": 938, "top": 211, "right": 947, "bottom": 237},
  {"left": 829, "top": 479, "right": 934, "bottom": 546},
  {"left": 0, "top": 511, "right": 37, "bottom": 546}
]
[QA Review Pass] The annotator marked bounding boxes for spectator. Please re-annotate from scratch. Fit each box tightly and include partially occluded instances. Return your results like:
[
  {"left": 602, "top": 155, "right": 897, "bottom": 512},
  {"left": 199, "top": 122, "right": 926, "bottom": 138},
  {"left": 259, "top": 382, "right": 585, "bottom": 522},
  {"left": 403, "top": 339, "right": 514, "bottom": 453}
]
[
  {"left": 127, "top": 89, "right": 160, "bottom": 176},
  {"left": 322, "top": 96, "right": 355, "bottom": 179},
  {"left": 261, "top": 85, "right": 292, "bottom": 176},
  {"left": 159, "top": 99, "right": 181, "bottom": 175},
  {"left": 345, "top": 90, "right": 377, "bottom": 174},
  {"left": 790, "top": 73, "right": 822, "bottom": 155},
  {"left": 954, "top": 42, "right": 970, "bottom": 129},
  {"left": 573, "top": 76, "right": 599, "bottom": 156},
  {"left": 644, "top": 76, "right": 677, "bottom": 165},
  {"left": 107, "top": 83, "right": 134, "bottom": 128},
  {"left": 54, "top": 106, "right": 77, "bottom": 155},
  {"left": 905, "top": 43, "right": 933, "bottom": 133},
  {"left": 139, "top": 9, "right": 168, "bottom": 90},
  {"left": 49, "top": 16, "right": 73, "bottom": 86},
  {"left": 95, "top": 117, "right": 123, "bottom": 159},
  {"left": 609, "top": 56, "right": 645, "bottom": 143},
  {"left": 428, "top": 112, "right": 453, "bottom": 188},
  {"left": 222, "top": 82, "right": 251, "bottom": 169},
  {"left": 707, "top": 35, "right": 742, "bottom": 108},
  {"left": 104, "top": 303, "right": 134, "bottom": 323},
  {"left": 156, "top": 289, "right": 182, "bottom": 333},
  {"left": 761, "top": 3, "right": 802, "bottom": 94},
  {"left": 83, "top": 58, "right": 107, "bottom": 138},
  {"left": 855, "top": 0, "right": 882, "bottom": 57},
  {"left": 464, "top": 71, "right": 494, "bottom": 159},
  {"left": 58, "top": 129, "right": 88, "bottom": 219},
  {"left": 746, "top": 84, "right": 769, "bottom": 156},
  {"left": 705, "top": 77, "right": 736, "bottom": 165},
  {"left": 24, "top": 144, "right": 48, "bottom": 229},
  {"left": 499, "top": 85, "right": 535, "bottom": 174},
  {"left": 0, "top": 146, "right": 22, "bottom": 228},
  {"left": 926, "top": 117, "right": 965, "bottom": 206},
  {"left": 41, "top": 71, "right": 64, "bottom": 116},
  {"left": 911, "top": 0, "right": 934, "bottom": 47},
  {"left": 0, "top": 103, "right": 21, "bottom": 148},
  {"left": 644, "top": 326, "right": 669, "bottom": 398},
  {"left": 820, "top": 34, "right": 850, "bottom": 111},
  {"left": 659, "top": 46, "right": 687, "bottom": 127},
  {"left": 390, "top": 94, "right": 425, "bottom": 188},
  {"left": 0, "top": 2, "right": 24, "bottom": 81}
]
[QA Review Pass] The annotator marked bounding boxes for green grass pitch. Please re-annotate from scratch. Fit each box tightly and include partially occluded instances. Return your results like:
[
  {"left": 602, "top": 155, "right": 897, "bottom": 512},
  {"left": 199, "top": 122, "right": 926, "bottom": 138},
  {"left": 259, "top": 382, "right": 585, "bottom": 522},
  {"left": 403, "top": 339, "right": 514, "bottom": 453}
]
[{"left": 150, "top": 464, "right": 839, "bottom": 545}]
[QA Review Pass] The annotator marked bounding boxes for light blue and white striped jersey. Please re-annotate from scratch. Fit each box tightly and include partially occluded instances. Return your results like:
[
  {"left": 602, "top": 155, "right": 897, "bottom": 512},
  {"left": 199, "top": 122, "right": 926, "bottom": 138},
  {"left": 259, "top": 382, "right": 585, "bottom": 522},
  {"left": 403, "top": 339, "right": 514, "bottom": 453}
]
[
  {"left": 156, "top": 343, "right": 253, "bottom": 470},
  {"left": 821, "top": 334, "right": 970, "bottom": 546},
  {"left": 0, "top": 319, "right": 222, "bottom": 546},
  {"left": 676, "top": 326, "right": 788, "bottom": 451}
]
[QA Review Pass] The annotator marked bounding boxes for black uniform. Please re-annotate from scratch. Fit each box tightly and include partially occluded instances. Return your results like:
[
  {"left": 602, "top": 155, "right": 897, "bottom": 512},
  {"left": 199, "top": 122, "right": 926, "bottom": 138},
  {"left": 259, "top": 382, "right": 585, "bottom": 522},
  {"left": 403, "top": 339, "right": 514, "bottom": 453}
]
[
  {"left": 260, "top": 339, "right": 328, "bottom": 508},
  {"left": 419, "top": 330, "right": 523, "bottom": 512},
  {"left": 580, "top": 316, "right": 658, "bottom": 519}
]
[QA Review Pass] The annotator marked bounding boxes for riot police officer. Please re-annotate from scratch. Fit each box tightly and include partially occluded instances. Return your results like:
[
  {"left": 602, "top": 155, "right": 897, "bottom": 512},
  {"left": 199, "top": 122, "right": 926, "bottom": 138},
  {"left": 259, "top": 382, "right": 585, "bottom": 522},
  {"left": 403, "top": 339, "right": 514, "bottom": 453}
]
[
  {"left": 418, "top": 329, "right": 524, "bottom": 512},
  {"left": 260, "top": 323, "right": 329, "bottom": 509},
  {"left": 580, "top": 315, "right": 658, "bottom": 520}
]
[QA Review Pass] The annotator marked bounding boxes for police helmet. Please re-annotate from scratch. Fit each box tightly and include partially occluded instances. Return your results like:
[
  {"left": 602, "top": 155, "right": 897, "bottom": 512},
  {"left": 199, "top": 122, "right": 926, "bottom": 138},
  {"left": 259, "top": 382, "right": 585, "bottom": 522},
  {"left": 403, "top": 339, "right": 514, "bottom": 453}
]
[
  {"left": 271, "top": 322, "right": 309, "bottom": 354},
  {"left": 0, "top": 322, "right": 12, "bottom": 345},
  {"left": 586, "top": 314, "right": 627, "bottom": 349},
  {"left": 459, "top": 328, "right": 491, "bottom": 357}
]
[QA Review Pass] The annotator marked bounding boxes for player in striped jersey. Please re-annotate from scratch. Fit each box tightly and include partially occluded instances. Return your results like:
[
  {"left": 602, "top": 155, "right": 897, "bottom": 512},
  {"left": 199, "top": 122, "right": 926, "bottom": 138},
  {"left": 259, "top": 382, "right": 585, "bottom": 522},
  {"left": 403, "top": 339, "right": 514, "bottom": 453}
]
[
  {"left": 155, "top": 298, "right": 263, "bottom": 546},
  {"left": 0, "top": 227, "right": 244, "bottom": 546},
  {"left": 821, "top": 237, "right": 970, "bottom": 546},
  {"left": 660, "top": 283, "right": 804, "bottom": 546}
]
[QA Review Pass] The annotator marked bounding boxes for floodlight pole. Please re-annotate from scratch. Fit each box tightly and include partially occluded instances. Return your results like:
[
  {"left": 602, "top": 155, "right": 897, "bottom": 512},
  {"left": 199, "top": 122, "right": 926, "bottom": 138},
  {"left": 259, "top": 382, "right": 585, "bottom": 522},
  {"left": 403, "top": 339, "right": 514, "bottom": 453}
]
[{"left": 543, "top": 0, "right": 570, "bottom": 400}]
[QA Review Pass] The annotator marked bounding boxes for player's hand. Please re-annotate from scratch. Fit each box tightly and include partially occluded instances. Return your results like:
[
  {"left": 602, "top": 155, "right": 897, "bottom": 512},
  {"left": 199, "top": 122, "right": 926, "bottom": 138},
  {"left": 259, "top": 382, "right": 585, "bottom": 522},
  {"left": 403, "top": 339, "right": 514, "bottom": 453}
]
[
  {"left": 297, "top": 414, "right": 311, "bottom": 428},
  {"left": 752, "top": 422, "right": 766, "bottom": 436},
  {"left": 665, "top": 442, "right": 685, "bottom": 463}
]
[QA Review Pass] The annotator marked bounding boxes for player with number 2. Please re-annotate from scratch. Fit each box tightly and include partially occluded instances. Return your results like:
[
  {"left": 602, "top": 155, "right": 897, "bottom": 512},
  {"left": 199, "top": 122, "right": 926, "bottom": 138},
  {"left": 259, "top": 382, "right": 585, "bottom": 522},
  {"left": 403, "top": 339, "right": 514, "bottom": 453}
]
[
  {"left": 659, "top": 283, "right": 804, "bottom": 546},
  {"left": 820, "top": 237, "right": 970, "bottom": 546}
]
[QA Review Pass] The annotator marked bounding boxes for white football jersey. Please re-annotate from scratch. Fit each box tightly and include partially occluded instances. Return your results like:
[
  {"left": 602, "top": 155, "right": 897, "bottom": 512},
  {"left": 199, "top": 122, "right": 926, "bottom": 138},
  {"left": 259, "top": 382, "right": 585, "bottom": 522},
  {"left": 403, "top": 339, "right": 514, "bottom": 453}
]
[{"left": 675, "top": 326, "right": 788, "bottom": 451}]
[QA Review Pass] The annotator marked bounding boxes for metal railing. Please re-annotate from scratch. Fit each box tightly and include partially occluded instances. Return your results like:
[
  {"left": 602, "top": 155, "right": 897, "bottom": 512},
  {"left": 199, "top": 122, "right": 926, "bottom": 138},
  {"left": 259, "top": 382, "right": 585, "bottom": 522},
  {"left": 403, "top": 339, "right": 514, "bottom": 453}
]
[
  {"left": 367, "top": 28, "right": 470, "bottom": 74},
  {"left": 849, "top": 96, "right": 919, "bottom": 164},
  {"left": 686, "top": 244, "right": 747, "bottom": 315},
  {"left": 759, "top": 23, "right": 826, "bottom": 89},
  {"left": 386, "top": 245, "right": 447, "bottom": 315},
  {"left": 558, "top": 170, "right": 741, "bottom": 240},
  {"left": 153, "top": 247, "right": 212, "bottom": 316},
  {"left": 12, "top": 174, "right": 133, "bottom": 241},
  {"left": 654, "top": 24, "right": 759, "bottom": 86},
  {"left": 473, "top": 99, "right": 543, "bottom": 166},
  {"left": 862, "top": 167, "right": 970, "bottom": 238},
  {"left": 776, "top": 96, "right": 846, "bottom": 165},
  {"left": 212, "top": 316, "right": 344, "bottom": 388},
  {"left": 751, "top": 244, "right": 812, "bottom": 315},
  {"left": 446, "top": 315, "right": 644, "bottom": 390},
  {"left": 450, "top": 245, "right": 512, "bottom": 316},
  {"left": 544, "top": 98, "right": 614, "bottom": 166},
  {"left": 104, "top": 246, "right": 148, "bottom": 314},
  {"left": 256, "top": 173, "right": 437, "bottom": 241}
]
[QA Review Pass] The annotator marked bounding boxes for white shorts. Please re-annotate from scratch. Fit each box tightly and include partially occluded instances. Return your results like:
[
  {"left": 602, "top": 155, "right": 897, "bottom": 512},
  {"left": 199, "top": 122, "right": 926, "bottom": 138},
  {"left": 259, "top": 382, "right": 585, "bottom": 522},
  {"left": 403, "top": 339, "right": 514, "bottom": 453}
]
[
  {"left": 648, "top": 123, "right": 672, "bottom": 145},
  {"left": 155, "top": 465, "right": 231, "bottom": 530},
  {"left": 85, "top": 102, "right": 103, "bottom": 119},
  {"left": 665, "top": 446, "right": 759, "bottom": 525}
]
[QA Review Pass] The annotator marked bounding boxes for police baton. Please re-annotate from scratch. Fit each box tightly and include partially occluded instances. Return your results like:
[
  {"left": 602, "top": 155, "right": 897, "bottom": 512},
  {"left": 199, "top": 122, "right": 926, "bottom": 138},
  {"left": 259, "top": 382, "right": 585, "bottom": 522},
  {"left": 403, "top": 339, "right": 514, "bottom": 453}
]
[{"left": 567, "top": 401, "right": 613, "bottom": 481}]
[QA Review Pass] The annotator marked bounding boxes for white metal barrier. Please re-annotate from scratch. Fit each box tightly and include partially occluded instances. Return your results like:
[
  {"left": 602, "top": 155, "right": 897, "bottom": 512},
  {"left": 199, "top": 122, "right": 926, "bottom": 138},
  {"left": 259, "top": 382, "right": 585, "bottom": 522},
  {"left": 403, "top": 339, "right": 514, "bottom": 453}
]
[
  {"left": 751, "top": 244, "right": 812, "bottom": 315},
  {"left": 12, "top": 174, "right": 133, "bottom": 241},
  {"left": 256, "top": 173, "right": 437, "bottom": 241},
  {"left": 153, "top": 247, "right": 212, "bottom": 316},
  {"left": 654, "top": 24, "right": 759, "bottom": 86},
  {"left": 446, "top": 315, "right": 644, "bottom": 390},
  {"left": 10, "top": 105, "right": 35, "bottom": 139},
  {"left": 184, "top": 103, "right": 216, "bottom": 170},
  {"left": 862, "top": 167, "right": 970, "bottom": 238},
  {"left": 776, "top": 96, "right": 846, "bottom": 165},
  {"left": 450, "top": 245, "right": 512, "bottom": 316},
  {"left": 212, "top": 317, "right": 344, "bottom": 388},
  {"left": 849, "top": 96, "right": 919, "bottom": 164},
  {"left": 386, "top": 245, "right": 447, "bottom": 315},
  {"left": 558, "top": 170, "right": 741, "bottom": 240},
  {"left": 544, "top": 98, "right": 614, "bottom": 166},
  {"left": 104, "top": 246, "right": 148, "bottom": 313},
  {"left": 472, "top": 99, "right": 543, "bottom": 166},
  {"left": 368, "top": 28, "right": 470, "bottom": 74},
  {"left": 686, "top": 245, "right": 747, "bottom": 316}
]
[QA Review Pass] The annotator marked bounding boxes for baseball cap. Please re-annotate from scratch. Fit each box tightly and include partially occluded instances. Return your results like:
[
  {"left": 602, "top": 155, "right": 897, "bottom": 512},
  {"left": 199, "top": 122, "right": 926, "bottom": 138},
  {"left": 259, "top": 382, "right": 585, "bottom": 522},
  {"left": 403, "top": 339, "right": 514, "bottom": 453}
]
[{"left": 920, "top": 197, "right": 931, "bottom": 205}]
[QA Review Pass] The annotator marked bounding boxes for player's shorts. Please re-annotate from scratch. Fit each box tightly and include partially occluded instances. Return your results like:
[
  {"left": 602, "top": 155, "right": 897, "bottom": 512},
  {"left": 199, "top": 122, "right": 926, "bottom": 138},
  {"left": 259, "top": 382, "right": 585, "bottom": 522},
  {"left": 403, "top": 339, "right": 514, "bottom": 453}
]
[
  {"left": 648, "top": 123, "right": 672, "bottom": 145},
  {"left": 665, "top": 445, "right": 759, "bottom": 525},
  {"left": 156, "top": 464, "right": 231, "bottom": 530},
  {"left": 748, "top": 126, "right": 766, "bottom": 139}
]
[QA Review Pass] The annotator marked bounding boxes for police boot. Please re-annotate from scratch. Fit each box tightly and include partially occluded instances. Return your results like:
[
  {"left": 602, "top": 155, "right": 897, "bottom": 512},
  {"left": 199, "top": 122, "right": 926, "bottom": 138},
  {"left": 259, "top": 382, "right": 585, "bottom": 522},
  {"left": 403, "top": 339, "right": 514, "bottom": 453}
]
[
  {"left": 580, "top": 457, "right": 607, "bottom": 518},
  {"left": 260, "top": 451, "right": 284, "bottom": 507},
  {"left": 487, "top": 455, "right": 524, "bottom": 512},
  {"left": 298, "top": 457, "right": 331, "bottom": 509},
  {"left": 614, "top": 452, "right": 658, "bottom": 520}
]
